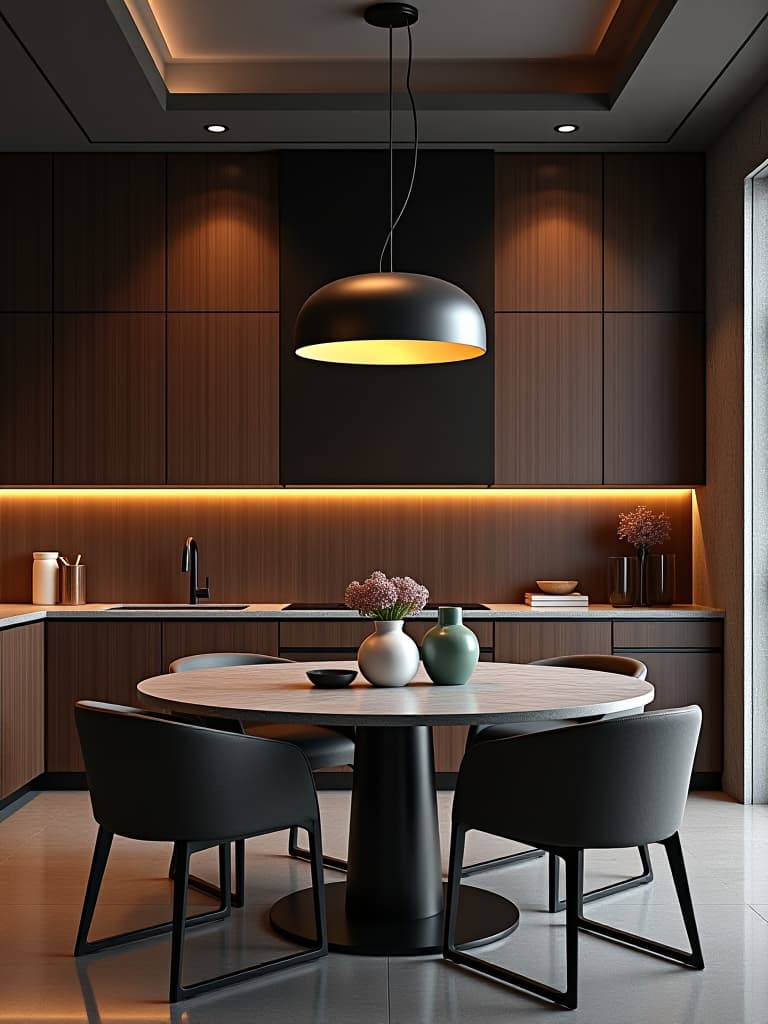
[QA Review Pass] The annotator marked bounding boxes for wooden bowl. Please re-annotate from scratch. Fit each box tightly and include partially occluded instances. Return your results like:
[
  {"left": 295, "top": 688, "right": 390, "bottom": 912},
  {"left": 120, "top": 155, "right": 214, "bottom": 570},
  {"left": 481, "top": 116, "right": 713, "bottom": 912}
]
[{"left": 536, "top": 580, "right": 579, "bottom": 595}]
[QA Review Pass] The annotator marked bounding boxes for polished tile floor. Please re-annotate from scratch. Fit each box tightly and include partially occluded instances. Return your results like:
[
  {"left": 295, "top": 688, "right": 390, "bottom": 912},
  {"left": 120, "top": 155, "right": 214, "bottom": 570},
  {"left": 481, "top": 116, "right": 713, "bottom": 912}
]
[{"left": 0, "top": 790, "right": 767, "bottom": 1023}]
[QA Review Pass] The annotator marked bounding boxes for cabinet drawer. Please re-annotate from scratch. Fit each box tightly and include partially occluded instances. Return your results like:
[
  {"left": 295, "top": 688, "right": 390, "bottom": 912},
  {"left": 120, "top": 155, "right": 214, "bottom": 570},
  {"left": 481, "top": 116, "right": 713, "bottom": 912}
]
[
  {"left": 280, "top": 620, "right": 493, "bottom": 650},
  {"left": 495, "top": 621, "right": 611, "bottom": 663},
  {"left": 613, "top": 620, "right": 722, "bottom": 650}
]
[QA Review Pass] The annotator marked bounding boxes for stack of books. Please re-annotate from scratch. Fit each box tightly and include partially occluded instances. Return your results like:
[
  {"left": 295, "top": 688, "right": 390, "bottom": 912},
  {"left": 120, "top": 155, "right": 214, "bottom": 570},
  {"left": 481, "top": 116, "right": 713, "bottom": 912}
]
[{"left": 524, "top": 592, "right": 589, "bottom": 608}]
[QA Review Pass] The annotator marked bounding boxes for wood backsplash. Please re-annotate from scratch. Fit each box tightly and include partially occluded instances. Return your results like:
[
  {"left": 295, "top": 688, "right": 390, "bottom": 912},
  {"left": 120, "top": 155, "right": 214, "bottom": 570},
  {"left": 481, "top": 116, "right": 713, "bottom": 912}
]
[{"left": 0, "top": 490, "right": 692, "bottom": 604}]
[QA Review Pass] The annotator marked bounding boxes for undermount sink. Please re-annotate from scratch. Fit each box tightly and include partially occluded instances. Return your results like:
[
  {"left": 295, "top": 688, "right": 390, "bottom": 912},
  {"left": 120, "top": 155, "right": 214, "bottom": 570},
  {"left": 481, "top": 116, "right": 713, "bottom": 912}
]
[{"left": 104, "top": 603, "right": 249, "bottom": 611}]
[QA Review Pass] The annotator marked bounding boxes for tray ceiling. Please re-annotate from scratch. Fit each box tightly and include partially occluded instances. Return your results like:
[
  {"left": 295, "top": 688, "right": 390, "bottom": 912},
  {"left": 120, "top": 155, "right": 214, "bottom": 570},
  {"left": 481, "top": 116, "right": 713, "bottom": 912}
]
[{"left": 0, "top": 0, "right": 767, "bottom": 149}]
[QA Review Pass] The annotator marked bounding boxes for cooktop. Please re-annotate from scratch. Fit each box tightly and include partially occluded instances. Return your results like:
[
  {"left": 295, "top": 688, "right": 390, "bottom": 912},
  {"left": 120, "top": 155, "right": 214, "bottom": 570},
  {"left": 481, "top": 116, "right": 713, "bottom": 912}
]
[{"left": 284, "top": 602, "right": 490, "bottom": 611}]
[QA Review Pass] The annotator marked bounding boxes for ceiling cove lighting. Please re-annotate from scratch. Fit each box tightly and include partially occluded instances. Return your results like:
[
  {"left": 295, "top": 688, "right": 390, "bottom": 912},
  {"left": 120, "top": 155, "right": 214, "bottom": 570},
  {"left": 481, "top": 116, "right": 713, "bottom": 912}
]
[
  {"left": 294, "top": 3, "right": 486, "bottom": 366},
  {"left": 555, "top": 124, "right": 579, "bottom": 133},
  {"left": 205, "top": 123, "right": 229, "bottom": 133}
]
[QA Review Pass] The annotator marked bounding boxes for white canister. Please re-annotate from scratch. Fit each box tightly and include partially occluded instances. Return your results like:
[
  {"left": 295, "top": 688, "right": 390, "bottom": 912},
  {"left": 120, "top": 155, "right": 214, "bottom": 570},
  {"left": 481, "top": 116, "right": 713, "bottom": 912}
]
[{"left": 32, "top": 552, "right": 59, "bottom": 605}]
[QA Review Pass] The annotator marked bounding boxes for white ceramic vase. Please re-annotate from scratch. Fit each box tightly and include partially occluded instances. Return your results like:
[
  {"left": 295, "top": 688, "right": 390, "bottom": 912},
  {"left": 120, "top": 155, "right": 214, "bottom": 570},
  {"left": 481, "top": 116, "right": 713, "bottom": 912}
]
[{"left": 357, "top": 620, "right": 420, "bottom": 687}]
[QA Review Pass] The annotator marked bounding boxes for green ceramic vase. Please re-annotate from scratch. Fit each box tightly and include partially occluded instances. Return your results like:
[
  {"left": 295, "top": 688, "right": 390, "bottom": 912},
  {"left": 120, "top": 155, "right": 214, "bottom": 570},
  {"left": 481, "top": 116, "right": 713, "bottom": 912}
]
[{"left": 422, "top": 606, "right": 479, "bottom": 686}]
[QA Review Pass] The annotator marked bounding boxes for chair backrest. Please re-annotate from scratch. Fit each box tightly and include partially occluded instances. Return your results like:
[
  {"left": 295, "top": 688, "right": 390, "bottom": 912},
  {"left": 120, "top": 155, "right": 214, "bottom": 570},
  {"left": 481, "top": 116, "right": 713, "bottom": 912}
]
[
  {"left": 170, "top": 652, "right": 294, "bottom": 672},
  {"left": 75, "top": 701, "right": 318, "bottom": 843},
  {"left": 530, "top": 654, "right": 647, "bottom": 679},
  {"left": 454, "top": 706, "right": 701, "bottom": 850}
]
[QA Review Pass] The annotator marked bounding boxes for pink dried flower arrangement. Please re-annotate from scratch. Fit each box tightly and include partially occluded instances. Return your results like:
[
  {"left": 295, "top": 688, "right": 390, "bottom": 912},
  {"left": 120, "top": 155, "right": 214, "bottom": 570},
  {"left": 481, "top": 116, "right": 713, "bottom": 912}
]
[
  {"left": 617, "top": 505, "right": 672, "bottom": 552},
  {"left": 345, "top": 570, "right": 429, "bottom": 620}
]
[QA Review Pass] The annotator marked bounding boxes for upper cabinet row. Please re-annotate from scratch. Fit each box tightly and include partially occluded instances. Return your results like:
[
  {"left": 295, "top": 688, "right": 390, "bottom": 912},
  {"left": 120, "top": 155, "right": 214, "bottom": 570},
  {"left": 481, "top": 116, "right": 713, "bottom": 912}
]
[
  {"left": 495, "top": 153, "right": 704, "bottom": 313},
  {"left": 0, "top": 152, "right": 704, "bottom": 486},
  {"left": 0, "top": 154, "right": 279, "bottom": 313}
]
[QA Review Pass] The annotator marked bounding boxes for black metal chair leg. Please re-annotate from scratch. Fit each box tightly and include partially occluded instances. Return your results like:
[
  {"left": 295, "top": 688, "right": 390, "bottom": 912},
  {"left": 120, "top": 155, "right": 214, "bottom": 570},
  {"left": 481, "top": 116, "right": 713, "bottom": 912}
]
[
  {"left": 548, "top": 844, "right": 654, "bottom": 913},
  {"left": 288, "top": 825, "right": 348, "bottom": 873},
  {"left": 76, "top": 834, "right": 231, "bottom": 958},
  {"left": 170, "top": 841, "right": 245, "bottom": 906},
  {"left": 444, "top": 837, "right": 582, "bottom": 1010},
  {"left": 171, "top": 822, "right": 328, "bottom": 1003},
  {"left": 664, "top": 832, "right": 704, "bottom": 969},
  {"left": 461, "top": 846, "right": 546, "bottom": 878},
  {"left": 576, "top": 833, "right": 704, "bottom": 971},
  {"left": 75, "top": 827, "right": 114, "bottom": 956}
]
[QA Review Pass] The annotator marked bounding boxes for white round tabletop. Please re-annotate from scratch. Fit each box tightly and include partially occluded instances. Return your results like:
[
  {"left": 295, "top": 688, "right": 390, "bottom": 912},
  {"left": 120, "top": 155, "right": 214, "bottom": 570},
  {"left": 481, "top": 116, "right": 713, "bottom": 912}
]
[{"left": 137, "top": 660, "right": 655, "bottom": 726}]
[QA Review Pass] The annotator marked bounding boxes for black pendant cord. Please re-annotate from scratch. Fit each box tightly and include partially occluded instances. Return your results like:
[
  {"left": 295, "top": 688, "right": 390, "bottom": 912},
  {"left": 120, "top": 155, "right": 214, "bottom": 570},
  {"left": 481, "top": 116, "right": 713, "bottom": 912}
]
[{"left": 378, "top": 22, "right": 419, "bottom": 273}]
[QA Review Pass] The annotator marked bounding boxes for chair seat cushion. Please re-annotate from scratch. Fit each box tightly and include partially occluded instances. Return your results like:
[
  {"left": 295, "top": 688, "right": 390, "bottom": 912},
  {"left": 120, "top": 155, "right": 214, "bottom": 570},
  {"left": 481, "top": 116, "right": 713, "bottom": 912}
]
[{"left": 245, "top": 723, "right": 354, "bottom": 769}]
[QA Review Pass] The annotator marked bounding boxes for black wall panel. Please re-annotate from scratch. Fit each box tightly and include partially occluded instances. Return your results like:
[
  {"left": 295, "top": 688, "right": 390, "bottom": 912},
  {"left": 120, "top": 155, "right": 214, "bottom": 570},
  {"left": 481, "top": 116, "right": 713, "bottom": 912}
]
[{"left": 280, "top": 150, "right": 494, "bottom": 484}]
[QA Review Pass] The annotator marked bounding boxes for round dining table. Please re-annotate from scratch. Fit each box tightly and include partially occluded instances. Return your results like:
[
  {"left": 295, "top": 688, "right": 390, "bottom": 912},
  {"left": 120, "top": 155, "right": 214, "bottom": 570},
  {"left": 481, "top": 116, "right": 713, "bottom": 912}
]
[{"left": 137, "top": 660, "right": 654, "bottom": 957}]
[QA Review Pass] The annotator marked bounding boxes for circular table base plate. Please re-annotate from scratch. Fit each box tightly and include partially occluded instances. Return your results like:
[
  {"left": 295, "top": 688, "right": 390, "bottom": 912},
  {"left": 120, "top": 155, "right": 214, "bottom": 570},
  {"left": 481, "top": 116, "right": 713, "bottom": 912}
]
[{"left": 270, "top": 881, "right": 519, "bottom": 956}]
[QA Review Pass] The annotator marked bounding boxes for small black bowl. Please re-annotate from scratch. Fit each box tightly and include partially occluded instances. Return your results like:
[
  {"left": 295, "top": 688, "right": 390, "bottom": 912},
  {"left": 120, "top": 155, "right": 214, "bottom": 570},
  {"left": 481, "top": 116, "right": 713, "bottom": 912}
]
[{"left": 307, "top": 669, "right": 358, "bottom": 689}]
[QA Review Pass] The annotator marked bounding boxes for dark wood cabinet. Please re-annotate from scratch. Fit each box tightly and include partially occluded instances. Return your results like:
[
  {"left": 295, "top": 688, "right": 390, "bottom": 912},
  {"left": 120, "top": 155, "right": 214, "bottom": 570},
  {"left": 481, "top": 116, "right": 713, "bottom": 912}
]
[
  {"left": 163, "top": 621, "right": 280, "bottom": 668},
  {"left": 53, "top": 155, "right": 165, "bottom": 311},
  {"left": 0, "top": 314, "right": 52, "bottom": 483},
  {"left": 167, "top": 154, "right": 279, "bottom": 312},
  {"left": 604, "top": 154, "right": 704, "bottom": 312},
  {"left": 613, "top": 618, "right": 723, "bottom": 774},
  {"left": 0, "top": 155, "right": 52, "bottom": 311},
  {"left": 495, "top": 620, "right": 612, "bottom": 663},
  {"left": 0, "top": 623, "right": 44, "bottom": 798},
  {"left": 46, "top": 621, "right": 163, "bottom": 772},
  {"left": 604, "top": 313, "right": 705, "bottom": 484},
  {"left": 167, "top": 313, "right": 279, "bottom": 485},
  {"left": 495, "top": 313, "right": 602, "bottom": 485},
  {"left": 280, "top": 150, "right": 494, "bottom": 485},
  {"left": 628, "top": 651, "right": 722, "bottom": 773},
  {"left": 53, "top": 313, "right": 166, "bottom": 484},
  {"left": 495, "top": 154, "right": 602, "bottom": 311}
]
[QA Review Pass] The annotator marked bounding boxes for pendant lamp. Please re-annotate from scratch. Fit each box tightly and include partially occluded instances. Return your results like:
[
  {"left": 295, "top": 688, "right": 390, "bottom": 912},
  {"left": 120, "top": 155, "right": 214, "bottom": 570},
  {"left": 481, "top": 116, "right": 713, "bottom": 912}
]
[{"left": 294, "top": 2, "right": 487, "bottom": 366}]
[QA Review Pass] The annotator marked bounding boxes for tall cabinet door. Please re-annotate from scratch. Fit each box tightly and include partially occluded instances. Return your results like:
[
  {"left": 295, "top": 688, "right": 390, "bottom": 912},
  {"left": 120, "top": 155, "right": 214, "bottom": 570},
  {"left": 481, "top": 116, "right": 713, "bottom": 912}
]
[
  {"left": 495, "top": 313, "right": 602, "bottom": 485},
  {"left": 0, "top": 155, "right": 52, "bottom": 312},
  {"left": 0, "top": 315, "right": 52, "bottom": 483},
  {"left": 603, "top": 154, "right": 705, "bottom": 485},
  {"left": 53, "top": 154, "right": 165, "bottom": 312},
  {"left": 604, "top": 313, "right": 705, "bottom": 484},
  {"left": 495, "top": 154, "right": 602, "bottom": 312},
  {"left": 167, "top": 154, "right": 279, "bottom": 312},
  {"left": 167, "top": 314, "right": 279, "bottom": 485},
  {"left": 53, "top": 314, "right": 166, "bottom": 484}
]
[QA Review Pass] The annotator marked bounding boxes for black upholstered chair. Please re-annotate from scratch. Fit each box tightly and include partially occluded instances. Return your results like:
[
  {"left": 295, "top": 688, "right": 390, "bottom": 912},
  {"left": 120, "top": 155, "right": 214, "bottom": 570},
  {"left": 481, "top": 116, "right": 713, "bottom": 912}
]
[
  {"left": 444, "top": 706, "right": 704, "bottom": 1010},
  {"left": 463, "top": 654, "right": 653, "bottom": 911},
  {"left": 74, "top": 701, "right": 328, "bottom": 1003},
  {"left": 168, "top": 652, "right": 354, "bottom": 900}
]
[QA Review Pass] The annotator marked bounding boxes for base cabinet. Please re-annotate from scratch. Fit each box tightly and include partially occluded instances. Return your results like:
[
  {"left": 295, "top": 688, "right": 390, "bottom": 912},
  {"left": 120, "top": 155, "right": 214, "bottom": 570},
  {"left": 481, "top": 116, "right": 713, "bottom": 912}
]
[
  {"left": 0, "top": 623, "right": 44, "bottom": 798},
  {"left": 163, "top": 621, "right": 279, "bottom": 668},
  {"left": 613, "top": 619, "right": 723, "bottom": 775},
  {"left": 46, "top": 621, "right": 163, "bottom": 772}
]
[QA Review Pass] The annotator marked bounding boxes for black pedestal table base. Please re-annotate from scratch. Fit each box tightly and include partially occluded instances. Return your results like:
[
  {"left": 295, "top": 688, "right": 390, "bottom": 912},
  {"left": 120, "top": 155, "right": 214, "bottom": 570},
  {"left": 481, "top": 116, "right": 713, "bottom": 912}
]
[
  {"left": 270, "top": 880, "right": 519, "bottom": 956},
  {"left": 271, "top": 725, "right": 520, "bottom": 956}
]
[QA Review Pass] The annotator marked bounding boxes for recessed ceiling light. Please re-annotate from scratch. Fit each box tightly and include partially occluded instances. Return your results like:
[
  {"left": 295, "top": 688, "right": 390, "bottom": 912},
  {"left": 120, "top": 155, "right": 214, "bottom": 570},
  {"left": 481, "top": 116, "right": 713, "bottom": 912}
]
[
  {"left": 554, "top": 124, "right": 579, "bottom": 134},
  {"left": 205, "top": 124, "right": 229, "bottom": 134}
]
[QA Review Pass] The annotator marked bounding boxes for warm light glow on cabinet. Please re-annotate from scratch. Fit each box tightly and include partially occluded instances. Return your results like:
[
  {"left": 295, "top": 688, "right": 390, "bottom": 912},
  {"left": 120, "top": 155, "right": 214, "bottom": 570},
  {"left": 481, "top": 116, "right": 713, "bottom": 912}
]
[{"left": 0, "top": 488, "right": 693, "bottom": 500}]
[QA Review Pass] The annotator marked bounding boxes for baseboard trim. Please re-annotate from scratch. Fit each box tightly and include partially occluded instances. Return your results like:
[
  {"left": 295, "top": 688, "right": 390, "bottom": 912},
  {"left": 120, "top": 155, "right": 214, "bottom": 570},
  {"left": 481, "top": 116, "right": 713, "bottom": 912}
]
[{"left": 691, "top": 771, "right": 721, "bottom": 791}]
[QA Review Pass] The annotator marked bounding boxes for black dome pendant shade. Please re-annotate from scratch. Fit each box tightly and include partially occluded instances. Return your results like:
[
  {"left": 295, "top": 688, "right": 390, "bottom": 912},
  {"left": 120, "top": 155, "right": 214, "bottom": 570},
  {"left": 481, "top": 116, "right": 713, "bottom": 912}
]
[{"left": 294, "top": 4, "right": 487, "bottom": 366}]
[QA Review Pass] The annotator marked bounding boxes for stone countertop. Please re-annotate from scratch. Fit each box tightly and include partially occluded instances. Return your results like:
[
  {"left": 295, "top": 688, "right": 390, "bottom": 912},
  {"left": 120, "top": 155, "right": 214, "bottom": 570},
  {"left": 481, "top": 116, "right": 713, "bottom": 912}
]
[{"left": 0, "top": 602, "right": 724, "bottom": 630}]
